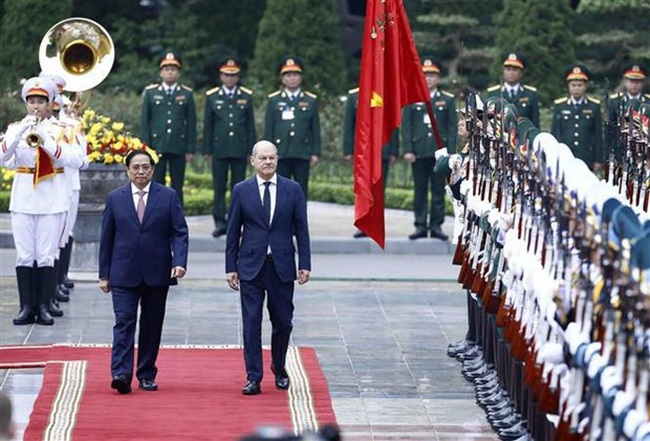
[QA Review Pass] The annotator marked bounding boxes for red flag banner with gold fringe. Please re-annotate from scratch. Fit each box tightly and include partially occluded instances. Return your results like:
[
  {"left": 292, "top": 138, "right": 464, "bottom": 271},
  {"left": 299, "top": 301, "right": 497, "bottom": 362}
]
[{"left": 353, "top": 0, "right": 443, "bottom": 248}]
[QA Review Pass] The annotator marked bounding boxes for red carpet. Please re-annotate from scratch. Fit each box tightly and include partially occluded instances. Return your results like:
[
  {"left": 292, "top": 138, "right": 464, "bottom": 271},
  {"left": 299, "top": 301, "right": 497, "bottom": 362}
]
[{"left": 0, "top": 344, "right": 336, "bottom": 440}]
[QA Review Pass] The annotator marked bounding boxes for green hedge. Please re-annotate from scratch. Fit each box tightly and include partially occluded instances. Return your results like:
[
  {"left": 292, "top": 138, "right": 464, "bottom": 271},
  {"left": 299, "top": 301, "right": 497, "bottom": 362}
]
[{"left": 0, "top": 175, "right": 453, "bottom": 216}]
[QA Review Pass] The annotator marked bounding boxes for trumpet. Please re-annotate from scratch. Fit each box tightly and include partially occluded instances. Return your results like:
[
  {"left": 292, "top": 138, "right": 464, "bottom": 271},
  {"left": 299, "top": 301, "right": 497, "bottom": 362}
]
[{"left": 24, "top": 111, "right": 43, "bottom": 148}]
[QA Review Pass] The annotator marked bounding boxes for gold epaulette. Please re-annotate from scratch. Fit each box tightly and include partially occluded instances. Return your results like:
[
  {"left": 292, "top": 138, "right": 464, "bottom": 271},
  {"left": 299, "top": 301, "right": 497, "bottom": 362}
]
[
  {"left": 554, "top": 96, "right": 568, "bottom": 104},
  {"left": 304, "top": 91, "right": 317, "bottom": 99},
  {"left": 268, "top": 90, "right": 281, "bottom": 98},
  {"left": 239, "top": 86, "right": 253, "bottom": 95},
  {"left": 441, "top": 90, "right": 455, "bottom": 98},
  {"left": 348, "top": 87, "right": 359, "bottom": 94},
  {"left": 181, "top": 85, "right": 193, "bottom": 92},
  {"left": 587, "top": 96, "right": 600, "bottom": 104},
  {"left": 645, "top": 93, "right": 650, "bottom": 99},
  {"left": 486, "top": 85, "right": 500, "bottom": 92},
  {"left": 610, "top": 92, "right": 621, "bottom": 99},
  {"left": 523, "top": 85, "right": 537, "bottom": 92},
  {"left": 145, "top": 83, "right": 159, "bottom": 90},
  {"left": 206, "top": 86, "right": 219, "bottom": 96}
]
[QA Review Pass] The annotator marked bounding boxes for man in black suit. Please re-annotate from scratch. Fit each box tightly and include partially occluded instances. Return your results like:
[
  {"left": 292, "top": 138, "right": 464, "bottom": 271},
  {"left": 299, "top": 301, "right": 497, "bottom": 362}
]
[
  {"left": 226, "top": 140, "right": 311, "bottom": 396},
  {"left": 99, "top": 150, "right": 189, "bottom": 394}
]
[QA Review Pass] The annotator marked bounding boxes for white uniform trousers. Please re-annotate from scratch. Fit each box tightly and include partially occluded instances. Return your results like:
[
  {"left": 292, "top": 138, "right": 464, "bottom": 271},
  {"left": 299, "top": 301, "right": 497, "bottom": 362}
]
[
  {"left": 12, "top": 212, "right": 65, "bottom": 267},
  {"left": 62, "top": 190, "right": 80, "bottom": 242}
]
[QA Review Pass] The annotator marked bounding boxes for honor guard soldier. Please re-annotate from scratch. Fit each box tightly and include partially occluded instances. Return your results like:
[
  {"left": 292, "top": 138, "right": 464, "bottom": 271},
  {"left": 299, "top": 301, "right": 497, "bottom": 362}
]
[
  {"left": 484, "top": 52, "right": 540, "bottom": 128},
  {"left": 263, "top": 56, "right": 321, "bottom": 199},
  {"left": 343, "top": 86, "right": 399, "bottom": 238},
  {"left": 402, "top": 55, "right": 457, "bottom": 240},
  {"left": 203, "top": 56, "right": 256, "bottom": 238},
  {"left": 552, "top": 64, "right": 604, "bottom": 171},
  {"left": 0, "top": 77, "right": 84, "bottom": 326},
  {"left": 606, "top": 62, "right": 648, "bottom": 161},
  {"left": 140, "top": 51, "right": 197, "bottom": 206}
]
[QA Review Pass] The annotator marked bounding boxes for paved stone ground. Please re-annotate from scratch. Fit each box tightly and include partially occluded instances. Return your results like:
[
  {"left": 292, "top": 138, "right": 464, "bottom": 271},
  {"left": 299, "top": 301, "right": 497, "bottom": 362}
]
[{"left": 0, "top": 202, "right": 496, "bottom": 440}]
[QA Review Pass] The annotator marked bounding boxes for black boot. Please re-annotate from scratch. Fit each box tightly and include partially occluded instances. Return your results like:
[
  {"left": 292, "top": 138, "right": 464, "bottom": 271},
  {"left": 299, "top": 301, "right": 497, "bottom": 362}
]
[
  {"left": 53, "top": 259, "right": 69, "bottom": 302},
  {"left": 13, "top": 266, "right": 35, "bottom": 325},
  {"left": 35, "top": 266, "right": 55, "bottom": 325},
  {"left": 49, "top": 296, "right": 64, "bottom": 317},
  {"left": 60, "top": 238, "right": 74, "bottom": 289},
  {"left": 54, "top": 258, "right": 70, "bottom": 297}
]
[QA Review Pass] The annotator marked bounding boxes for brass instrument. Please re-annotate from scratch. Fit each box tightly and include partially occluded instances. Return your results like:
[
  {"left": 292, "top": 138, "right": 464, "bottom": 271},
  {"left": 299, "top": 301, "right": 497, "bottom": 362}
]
[
  {"left": 38, "top": 18, "right": 114, "bottom": 93},
  {"left": 25, "top": 111, "right": 42, "bottom": 148}
]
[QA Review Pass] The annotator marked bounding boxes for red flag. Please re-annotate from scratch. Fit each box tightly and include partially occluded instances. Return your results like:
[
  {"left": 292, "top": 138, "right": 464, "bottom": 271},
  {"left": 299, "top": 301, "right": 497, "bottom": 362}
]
[{"left": 354, "top": 0, "right": 443, "bottom": 249}]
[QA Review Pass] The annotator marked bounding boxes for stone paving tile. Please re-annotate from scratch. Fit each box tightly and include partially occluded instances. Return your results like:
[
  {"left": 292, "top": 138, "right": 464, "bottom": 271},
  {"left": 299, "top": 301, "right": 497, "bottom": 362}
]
[{"left": 0, "top": 277, "right": 497, "bottom": 440}]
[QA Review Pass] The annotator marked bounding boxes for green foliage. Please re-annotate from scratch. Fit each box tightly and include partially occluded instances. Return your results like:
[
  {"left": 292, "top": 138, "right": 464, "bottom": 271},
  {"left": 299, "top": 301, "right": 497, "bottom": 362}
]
[
  {"left": 577, "top": 0, "right": 650, "bottom": 12},
  {"left": 0, "top": 0, "right": 73, "bottom": 89},
  {"left": 0, "top": 91, "right": 25, "bottom": 129},
  {"left": 249, "top": 0, "right": 347, "bottom": 97},
  {"left": 0, "top": 191, "right": 8, "bottom": 213},
  {"left": 492, "top": 0, "right": 575, "bottom": 106}
]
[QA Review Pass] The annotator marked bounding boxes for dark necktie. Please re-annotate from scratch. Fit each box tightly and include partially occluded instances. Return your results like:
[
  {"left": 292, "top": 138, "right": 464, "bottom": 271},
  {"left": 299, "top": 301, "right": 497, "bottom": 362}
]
[
  {"left": 228, "top": 91, "right": 234, "bottom": 99},
  {"left": 136, "top": 190, "right": 146, "bottom": 223},
  {"left": 509, "top": 89, "right": 515, "bottom": 100},
  {"left": 263, "top": 182, "right": 271, "bottom": 225},
  {"left": 167, "top": 88, "right": 173, "bottom": 97}
]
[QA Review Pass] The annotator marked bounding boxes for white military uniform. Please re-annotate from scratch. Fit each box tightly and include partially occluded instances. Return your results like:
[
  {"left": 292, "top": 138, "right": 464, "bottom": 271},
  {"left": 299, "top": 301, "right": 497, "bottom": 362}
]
[{"left": 0, "top": 92, "right": 83, "bottom": 267}]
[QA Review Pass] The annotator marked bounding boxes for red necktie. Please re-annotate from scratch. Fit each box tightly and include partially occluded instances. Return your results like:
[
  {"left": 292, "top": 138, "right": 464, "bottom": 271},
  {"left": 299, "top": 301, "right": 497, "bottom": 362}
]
[{"left": 137, "top": 190, "right": 146, "bottom": 223}]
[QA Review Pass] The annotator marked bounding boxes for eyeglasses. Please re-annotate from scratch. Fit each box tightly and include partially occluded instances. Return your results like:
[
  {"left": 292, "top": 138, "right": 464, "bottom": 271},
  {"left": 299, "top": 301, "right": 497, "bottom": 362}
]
[{"left": 129, "top": 164, "right": 153, "bottom": 172}]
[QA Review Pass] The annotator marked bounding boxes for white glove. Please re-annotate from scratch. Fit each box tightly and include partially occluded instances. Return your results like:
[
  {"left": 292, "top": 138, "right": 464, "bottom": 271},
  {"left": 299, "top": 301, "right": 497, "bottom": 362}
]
[
  {"left": 622, "top": 409, "right": 646, "bottom": 440},
  {"left": 536, "top": 343, "right": 564, "bottom": 365},
  {"left": 564, "top": 322, "right": 590, "bottom": 356},
  {"left": 434, "top": 147, "right": 449, "bottom": 160}
]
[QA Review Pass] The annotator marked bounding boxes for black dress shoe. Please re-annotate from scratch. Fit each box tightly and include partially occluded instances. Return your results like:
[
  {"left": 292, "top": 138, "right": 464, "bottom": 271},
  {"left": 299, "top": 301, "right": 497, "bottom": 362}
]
[
  {"left": 54, "top": 287, "right": 69, "bottom": 303},
  {"left": 62, "top": 275, "right": 74, "bottom": 289},
  {"left": 408, "top": 230, "right": 428, "bottom": 240},
  {"left": 242, "top": 380, "right": 261, "bottom": 395},
  {"left": 212, "top": 227, "right": 226, "bottom": 238},
  {"left": 271, "top": 365, "right": 290, "bottom": 390},
  {"left": 353, "top": 230, "right": 368, "bottom": 238},
  {"left": 138, "top": 378, "right": 158, "bottom": 391},
  {"left": 111, "top": 375, "right": 132, "bottom": 394},
  {"left": 58, "top": 284, "right": 70, "bottom": 295},
  {"left": 430, "top": 227, "right": 449, "bottom": 241}
]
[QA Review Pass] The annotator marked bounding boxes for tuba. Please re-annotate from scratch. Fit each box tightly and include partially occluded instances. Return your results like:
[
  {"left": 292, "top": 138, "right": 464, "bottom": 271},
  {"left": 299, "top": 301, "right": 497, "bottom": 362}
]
[{"left": 38, "top": 18, "right": 114, "bottom": 93}]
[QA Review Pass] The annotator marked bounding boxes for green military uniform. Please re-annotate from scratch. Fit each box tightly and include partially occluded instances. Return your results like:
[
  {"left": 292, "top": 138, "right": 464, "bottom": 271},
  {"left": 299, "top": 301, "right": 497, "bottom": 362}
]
[
  {"left": 552, "top": 96, "right": 603, "bottom": 167},
  {"left": 402, "top": 89, "right": 457, "bottom": 236},
  {"left": 264, "top": 88, "right": 321, "bottom": 197},
  {"left": 484, "top": 52, "right": 540, "bottom": 128},
  {"left": 552, "top": 64, "right": 604, "bottom": 169},
  {"left": 484, "top": 84, "right": 539, "bottom": 128},
  {"left": 203, "top": 84, "right": 256, "bottom": 233},
  {"left": 140, "top": 77, "right": 196, "bottom": 206},
  {"left": 343, "top": 87, "right": 399, "bottom": 192}
]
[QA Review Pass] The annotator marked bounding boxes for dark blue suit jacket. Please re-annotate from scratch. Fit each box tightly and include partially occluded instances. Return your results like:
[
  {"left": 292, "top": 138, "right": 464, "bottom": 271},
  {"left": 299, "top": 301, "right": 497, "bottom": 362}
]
[
  {"left": 226, "top": 175, "right": 310, "bottom": 282},
  {"left": 99, "top": 181, "right": 189, "bottom": 287}
]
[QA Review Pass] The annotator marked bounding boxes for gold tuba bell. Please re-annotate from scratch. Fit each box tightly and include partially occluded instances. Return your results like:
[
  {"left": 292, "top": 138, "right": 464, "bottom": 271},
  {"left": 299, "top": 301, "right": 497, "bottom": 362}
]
[{"left": 38, "top": 18, "right": 114, "bottom": 93}]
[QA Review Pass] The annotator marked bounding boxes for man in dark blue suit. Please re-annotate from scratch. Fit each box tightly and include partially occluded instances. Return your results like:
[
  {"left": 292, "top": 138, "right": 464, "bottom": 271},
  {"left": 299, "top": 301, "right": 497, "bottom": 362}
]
[
  {"left": 226, "top": 140, "right": 311, "bottom": 396},
  {"left": 99, "top": 150, "right": 189, "bottom": 394}
]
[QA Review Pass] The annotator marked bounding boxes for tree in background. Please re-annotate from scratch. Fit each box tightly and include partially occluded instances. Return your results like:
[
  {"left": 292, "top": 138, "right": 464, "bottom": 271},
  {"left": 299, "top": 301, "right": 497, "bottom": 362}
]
[
  {"left": 0, "top": 0, "right": 73, "bottom": 90},
  {"left": 250, "top": 0, "right": 347, "bottom": 96},
  {"left": 408, "top": 0, "right": 502, "bottom": 96},
  {"left": 492, "top": 0, "right": 575, "bottom": 106},
  {"left": 573, "top": 0, "right": 650, "bottom": 92}
]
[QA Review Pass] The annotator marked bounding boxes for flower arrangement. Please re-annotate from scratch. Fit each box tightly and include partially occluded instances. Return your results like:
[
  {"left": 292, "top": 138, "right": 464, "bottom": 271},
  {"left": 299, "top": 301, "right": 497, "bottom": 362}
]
[{"left": 82, "top": 108, "right": 158, "bottom": 164}]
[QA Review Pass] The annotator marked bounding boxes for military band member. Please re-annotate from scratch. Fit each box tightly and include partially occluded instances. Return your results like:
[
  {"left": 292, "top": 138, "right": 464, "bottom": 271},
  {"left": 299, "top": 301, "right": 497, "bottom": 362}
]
[
  {"left": 0, "top": 77, "right": 84, "bottom": 325},
  {"left": 552, "top": 64, "right": 604, "bottom": 171},
  {"left": 343, "top": 86, "right": 399, "bottom": 238},
  {"left": 140, "top": 51, "right": 197, "bottom": 206},
  {"left": 484, "top": 52, "right": 540, "bottom": 128},
  {"left": 203, "top": 56, "right": 256, "bottom": 238},
  {"left": 402, "top": 55, "right": 457, "bottom": 241},
  {"left": 263, "top": 56, "right": 321, "bottom": 199},
  {"left": 606, "top": 62, "right": 648, "bottom": 161}
]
